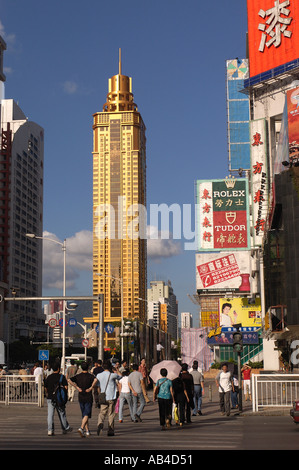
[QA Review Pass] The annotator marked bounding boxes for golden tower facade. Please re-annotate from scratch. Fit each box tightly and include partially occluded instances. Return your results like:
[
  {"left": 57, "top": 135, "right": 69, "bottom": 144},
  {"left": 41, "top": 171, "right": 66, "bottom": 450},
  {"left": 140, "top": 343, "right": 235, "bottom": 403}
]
[{"left": 91, "top": 52, "right": 147, "bottom": 338}]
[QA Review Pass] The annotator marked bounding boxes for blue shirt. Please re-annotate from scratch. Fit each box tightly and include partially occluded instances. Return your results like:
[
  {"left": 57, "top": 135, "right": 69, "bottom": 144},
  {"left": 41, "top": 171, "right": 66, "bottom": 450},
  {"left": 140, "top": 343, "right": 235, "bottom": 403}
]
[
  {"left": 156, "top": 377, "right": 173, "bottom": 400},
  {"left": 96, "top": 370, "right": 121, "bottom": 401}
]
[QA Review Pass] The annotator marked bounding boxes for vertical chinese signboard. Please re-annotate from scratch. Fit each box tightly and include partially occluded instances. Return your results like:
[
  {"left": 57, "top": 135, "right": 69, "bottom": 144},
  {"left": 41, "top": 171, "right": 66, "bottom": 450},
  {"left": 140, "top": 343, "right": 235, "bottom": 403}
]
[
  {"left": 250, "top": 119, "right": 269, "bottom": 247},
  {"left": 196, "top": 178, "right": 250, "bottom": 252},
  {"left": 247, "top": 0, "right": 299, "bottom": 77}
]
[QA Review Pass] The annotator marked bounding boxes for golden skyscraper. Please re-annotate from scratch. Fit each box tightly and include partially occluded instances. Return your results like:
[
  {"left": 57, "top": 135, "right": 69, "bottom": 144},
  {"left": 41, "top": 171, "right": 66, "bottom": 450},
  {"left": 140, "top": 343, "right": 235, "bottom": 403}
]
[{"left": 90, "top": 51, "right": 147, "bottom": 346}]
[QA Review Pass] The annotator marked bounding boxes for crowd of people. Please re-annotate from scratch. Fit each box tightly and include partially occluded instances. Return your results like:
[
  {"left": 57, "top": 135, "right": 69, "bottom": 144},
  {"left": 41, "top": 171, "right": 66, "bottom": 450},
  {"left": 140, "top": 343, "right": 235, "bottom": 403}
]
[{"left": 40, "top": 357, "right": 207, "bottom": 437}]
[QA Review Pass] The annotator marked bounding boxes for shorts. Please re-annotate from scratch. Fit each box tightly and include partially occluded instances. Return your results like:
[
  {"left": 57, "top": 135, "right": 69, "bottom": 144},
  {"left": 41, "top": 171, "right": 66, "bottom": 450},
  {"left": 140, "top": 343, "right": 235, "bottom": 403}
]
[{"left": 80, "top": 401, "right": 92, "bottom": 418}]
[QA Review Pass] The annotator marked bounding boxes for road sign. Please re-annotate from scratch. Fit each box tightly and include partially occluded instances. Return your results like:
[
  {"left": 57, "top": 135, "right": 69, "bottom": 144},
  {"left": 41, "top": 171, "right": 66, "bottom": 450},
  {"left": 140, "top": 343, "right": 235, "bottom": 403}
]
[
  {"left": 82, "top": 339, "right": 89, "bottom": 348},
  {"left": 68, "top": 318, "right": 77, "bottom": 327},
  {"left": 39, "top": 350, "right": 49, "bottom": 361},
  {"left": 59, "top": 318, "right": 68, "bottom": 327},
  {"left": 105, "top": 324, "right": 114, "bottom": 334},
  {"left": 48, "top": 318, "right": 57, "bottom": 328}
]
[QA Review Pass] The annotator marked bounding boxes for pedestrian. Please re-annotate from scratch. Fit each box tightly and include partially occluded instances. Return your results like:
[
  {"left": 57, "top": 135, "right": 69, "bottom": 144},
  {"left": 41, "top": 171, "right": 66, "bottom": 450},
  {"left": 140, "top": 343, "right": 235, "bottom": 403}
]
[
  {"left": 68, "top": 361, "right": 98, "bottom": 437},
  {"left": 241, "top": 364, "right": 252, "bottom": 401},
  {"left": 33, "top": 361, "right": 44, "bottom": 392},
  {"left": 96, "top": 360, "right": 122, "bottom": 436},
  {"left": 119, "top": 360, "right": 128, "bottom": 373},
  {"left": 0, "top": 365, "right": 6, "bottom": 377},
  {"left": 189, "top": 361, "right": 205, "bottom": 416},
  {"left": 153, "top": 368, "right": 175, "bottom": 430},
  {"left": 65, "top": 359, "right": 78, "bottom": 402},
  {"left": 91, "top": 360, "right": 104, "bottom": 408},
  {"left": 18, "top": 363, "right": 29, "bottom": 397},
  {"left": 172, "top": 374, "right": 189, "bottom": 426},
  {"left": 156, "top": 342, "right": 164, "bottom": 362},
  {"left": 117, "top": 368, "right": 135, "bottom": 423},
  {"left": 138, "top": 358, "right": 150, "bottom": 403},
  {"left": 128, "top": 363, "right": 146, "bottom": 422},
  {"left": 231, "top": 375, "right": 239, "bottom": 409},
  {"left": 215, "top": 363, "right": 235, "bottom": 416},
  {"left": 44, "top": 362, "right": 72, "bottom": 436},
  {"left": 180, "top": 363, "right": 194, "bottom": 423}
]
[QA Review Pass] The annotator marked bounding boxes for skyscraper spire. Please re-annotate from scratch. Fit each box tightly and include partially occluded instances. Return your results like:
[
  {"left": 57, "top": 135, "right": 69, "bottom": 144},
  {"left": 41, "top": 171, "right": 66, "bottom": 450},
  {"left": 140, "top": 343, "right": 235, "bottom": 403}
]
[
  {"left": 119, "top": 48, "right": 122, "bottom": 76},
  {"left": 103, "top": 49, "right": 138, "bottom": 112}
]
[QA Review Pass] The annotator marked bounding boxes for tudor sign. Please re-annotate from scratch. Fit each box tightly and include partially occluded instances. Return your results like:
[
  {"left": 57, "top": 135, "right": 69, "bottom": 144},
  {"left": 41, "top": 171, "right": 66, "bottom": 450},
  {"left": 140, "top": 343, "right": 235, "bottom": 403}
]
[{"left": 197, "top": 177, "right": 250, "bottom": 251}]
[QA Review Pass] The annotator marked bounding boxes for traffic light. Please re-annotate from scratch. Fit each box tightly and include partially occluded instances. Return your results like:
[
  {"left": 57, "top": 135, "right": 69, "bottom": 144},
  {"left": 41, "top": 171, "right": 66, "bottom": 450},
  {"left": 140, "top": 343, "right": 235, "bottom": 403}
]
[{"left": 233, "top": 331, "right": 243, "bottom": 353}]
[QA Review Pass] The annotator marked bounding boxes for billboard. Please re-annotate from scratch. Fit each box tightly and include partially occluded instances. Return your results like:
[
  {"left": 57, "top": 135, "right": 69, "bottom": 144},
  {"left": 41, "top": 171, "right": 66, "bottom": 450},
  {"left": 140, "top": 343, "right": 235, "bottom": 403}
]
[
  {"left": 219, "top": 297, "right": 262, "bottom": 329},
  {"left": 196, "top": 251, "right": 252, "bottom": 294},
  {"left": 247, "top": 0, "right": 299, "bottom": 77},
  {"left": 287, "top": 86, "right": 299, "bottom": 163},
  {"left": 250, "top": 119, "right": 269, "bottom": 247},
  {"left": 196, "top": 178, "right": 250, "bottom": 251},
  {"left": 226, "top": 59, "right": 251, "bottom": 171},
  {"left": 207, "top": 328, "right": 260, "bottom": 346}
]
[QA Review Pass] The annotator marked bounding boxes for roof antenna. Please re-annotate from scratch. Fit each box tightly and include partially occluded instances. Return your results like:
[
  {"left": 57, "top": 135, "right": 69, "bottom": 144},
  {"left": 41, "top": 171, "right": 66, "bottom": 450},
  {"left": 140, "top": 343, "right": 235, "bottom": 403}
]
[{"left": 119, "top": 48, "right": 122, "bottom": 75}]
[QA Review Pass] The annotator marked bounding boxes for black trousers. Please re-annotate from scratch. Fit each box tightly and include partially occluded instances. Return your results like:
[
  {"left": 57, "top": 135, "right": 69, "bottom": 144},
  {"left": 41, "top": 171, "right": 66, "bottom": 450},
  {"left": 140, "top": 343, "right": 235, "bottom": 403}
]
[{"left": 158, "top": 398, "right": 172, "bottom": 426}]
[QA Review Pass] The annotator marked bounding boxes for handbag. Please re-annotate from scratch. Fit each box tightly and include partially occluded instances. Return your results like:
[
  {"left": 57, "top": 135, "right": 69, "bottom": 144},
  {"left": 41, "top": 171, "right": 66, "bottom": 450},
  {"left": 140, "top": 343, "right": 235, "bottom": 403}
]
[
  {"left": 154, "top": 378, "right": 167, "bottom": 397},
  {"left": 98, "top": 372, "right": 111, "bottom": 405}
]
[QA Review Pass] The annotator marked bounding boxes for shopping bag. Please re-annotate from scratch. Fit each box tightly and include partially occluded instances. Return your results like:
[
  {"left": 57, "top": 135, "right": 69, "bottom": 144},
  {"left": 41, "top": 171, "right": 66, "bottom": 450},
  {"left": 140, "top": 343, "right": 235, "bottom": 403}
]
[
  {"left": 115, "top": 397, "right": 120, "bottom": 413},
  {"left": 172, "top": 403, "right": 177, "bottom": 420}
]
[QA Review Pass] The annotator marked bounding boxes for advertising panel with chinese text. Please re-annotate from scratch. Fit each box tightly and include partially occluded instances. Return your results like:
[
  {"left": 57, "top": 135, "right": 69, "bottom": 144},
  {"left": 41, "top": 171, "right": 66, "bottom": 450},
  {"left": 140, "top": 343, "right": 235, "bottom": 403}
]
[
  {"left": 196, "top": 251, "right": 252, "bottom": 294},
  {"left": 250, "top": 119, "right": 269, "bottom": 247},
  {"left": 247, "top": 0, "right": 299, "bottom": 77},
  {"left": 287, "top": 86, "right": 299, "bottom": 163},
  {"left": 219, "top": 297, "right": 262, "bottom": 328},
  {"left": 196, "top": 178, "right": 250, "bottom": 251}
]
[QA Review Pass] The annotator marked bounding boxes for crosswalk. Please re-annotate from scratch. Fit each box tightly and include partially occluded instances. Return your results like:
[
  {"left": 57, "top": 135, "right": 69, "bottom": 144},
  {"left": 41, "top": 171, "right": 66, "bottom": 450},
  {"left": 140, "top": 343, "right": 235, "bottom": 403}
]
[{"left": 0, "top": 399, "right": 245, "bottom": 451}]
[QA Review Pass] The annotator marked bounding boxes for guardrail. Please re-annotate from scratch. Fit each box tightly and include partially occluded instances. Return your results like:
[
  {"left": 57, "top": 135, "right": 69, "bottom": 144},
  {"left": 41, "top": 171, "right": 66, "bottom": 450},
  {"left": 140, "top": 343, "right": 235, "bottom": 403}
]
[
  {"left": 252, "top": 374, "right": 299, "bottom": 412},
  {"left": 0, "top": 375, "right": 43, "bottom": 406}
]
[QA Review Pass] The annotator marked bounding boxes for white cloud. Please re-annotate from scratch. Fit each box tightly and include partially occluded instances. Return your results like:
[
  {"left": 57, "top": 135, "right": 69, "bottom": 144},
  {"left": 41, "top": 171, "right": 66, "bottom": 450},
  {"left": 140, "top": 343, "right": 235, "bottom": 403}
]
[
  {"left": 42, "top": 230, "right": 92, "bottom": 291},
  {"left": 62, "top": 80, "right": 78, "bottom": 94},
  {"left": 147, "top": 225, "right": 182, "bottom": 261}
]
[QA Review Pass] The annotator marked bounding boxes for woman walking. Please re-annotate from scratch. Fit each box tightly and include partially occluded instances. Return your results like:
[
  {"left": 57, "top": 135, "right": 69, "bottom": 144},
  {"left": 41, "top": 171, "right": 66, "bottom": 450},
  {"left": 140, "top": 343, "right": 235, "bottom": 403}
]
[{"left": 153, "top": 368, "right": 175, "bottom": 431}]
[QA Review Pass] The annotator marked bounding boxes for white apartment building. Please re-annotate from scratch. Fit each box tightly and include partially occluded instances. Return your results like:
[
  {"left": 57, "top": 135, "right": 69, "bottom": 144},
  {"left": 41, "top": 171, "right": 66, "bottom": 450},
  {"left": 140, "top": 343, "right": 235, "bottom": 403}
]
[{"left": 181, "top": 312, "right": 192, "bottom": 329}]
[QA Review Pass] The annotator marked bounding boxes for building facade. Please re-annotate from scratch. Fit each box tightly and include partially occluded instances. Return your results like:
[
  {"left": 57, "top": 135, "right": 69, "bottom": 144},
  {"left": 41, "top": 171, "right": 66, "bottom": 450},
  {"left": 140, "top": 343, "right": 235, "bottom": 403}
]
[
  {"left": 0, "top": 38, "right": 44, "bottom": 342},
  {"left": 88, "top": 53, "right": 147, "bottom": 347}
]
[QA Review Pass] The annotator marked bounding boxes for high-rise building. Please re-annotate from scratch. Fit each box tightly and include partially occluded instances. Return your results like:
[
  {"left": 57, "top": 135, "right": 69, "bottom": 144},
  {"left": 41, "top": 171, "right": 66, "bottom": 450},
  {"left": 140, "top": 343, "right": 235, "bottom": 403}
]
[
  {"left": 0, "top": 36, "right": 44, "bottom": 342},
  {"left": 89, "top": 52, "right": 147, "bottom": 343},
  {"left": 147, "top": 280, "right": 178, "bottom": 339}
]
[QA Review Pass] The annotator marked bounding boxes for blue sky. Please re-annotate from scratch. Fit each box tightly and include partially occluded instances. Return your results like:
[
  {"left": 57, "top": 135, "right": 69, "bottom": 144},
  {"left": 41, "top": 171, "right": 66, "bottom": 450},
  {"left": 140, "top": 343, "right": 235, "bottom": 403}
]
[{"left": 0, "top": 0, "right": 248, "bottom": 324}]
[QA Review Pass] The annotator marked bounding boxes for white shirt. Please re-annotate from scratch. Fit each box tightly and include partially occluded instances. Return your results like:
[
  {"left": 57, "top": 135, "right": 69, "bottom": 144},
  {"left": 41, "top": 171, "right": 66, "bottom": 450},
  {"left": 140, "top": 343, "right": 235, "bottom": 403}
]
[
  {"left": 33, "top": 367, "right": 43, "bottom": 384},
  {"left": 119, "top": 376, "right": 130, "bottom": 394},
  {"left": 216, "top": 371, "right": 232, "bottom": 393}
]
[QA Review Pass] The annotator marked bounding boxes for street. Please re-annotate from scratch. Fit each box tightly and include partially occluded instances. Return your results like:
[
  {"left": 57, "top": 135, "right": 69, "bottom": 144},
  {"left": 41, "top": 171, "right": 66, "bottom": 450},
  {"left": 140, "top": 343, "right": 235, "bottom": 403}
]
[{"left": 0, "top": 385, "right": 298, "bottom": 454}]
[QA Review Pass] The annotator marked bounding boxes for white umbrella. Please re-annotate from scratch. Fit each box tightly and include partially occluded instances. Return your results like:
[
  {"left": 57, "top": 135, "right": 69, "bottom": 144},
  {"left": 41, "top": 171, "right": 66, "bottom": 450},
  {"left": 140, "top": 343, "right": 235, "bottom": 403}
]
[{"left": 149, "top": 360, "right": 182, "bottom": 383}]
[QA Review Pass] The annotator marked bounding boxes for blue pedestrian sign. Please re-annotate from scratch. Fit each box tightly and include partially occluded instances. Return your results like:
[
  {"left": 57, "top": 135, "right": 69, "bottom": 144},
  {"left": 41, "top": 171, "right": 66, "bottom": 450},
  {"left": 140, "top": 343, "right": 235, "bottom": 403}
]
[
  {"left": 105, "top": 324, "right": 114, "bottom": 334},
  {"left": 39, "top": 350, "right": 49, "bottom": 361}
]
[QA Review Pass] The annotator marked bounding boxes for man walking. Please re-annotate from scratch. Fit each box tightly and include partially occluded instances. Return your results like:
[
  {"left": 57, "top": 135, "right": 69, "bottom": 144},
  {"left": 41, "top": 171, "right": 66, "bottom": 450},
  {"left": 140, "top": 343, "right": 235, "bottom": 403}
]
[
  {"left": 190, "top": 361, "right": 205, "bottom": 415},
  {"left": 68, "top": 361, "right": 97, "bottom": 437},
  {"left": 216, "top": 363, "right": 235, "bottom": 416},
  {"left": 128, "top": 363, "right": 146, "bottom": 422},
  {"left": 96, "top": 361, "right": 121, "bottom": 436}
]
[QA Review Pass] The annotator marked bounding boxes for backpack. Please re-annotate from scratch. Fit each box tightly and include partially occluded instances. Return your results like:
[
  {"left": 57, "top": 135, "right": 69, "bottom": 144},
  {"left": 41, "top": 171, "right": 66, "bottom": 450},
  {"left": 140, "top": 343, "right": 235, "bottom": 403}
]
[{"left": 52, "top": 374, "right": 68, "bottom": 408}]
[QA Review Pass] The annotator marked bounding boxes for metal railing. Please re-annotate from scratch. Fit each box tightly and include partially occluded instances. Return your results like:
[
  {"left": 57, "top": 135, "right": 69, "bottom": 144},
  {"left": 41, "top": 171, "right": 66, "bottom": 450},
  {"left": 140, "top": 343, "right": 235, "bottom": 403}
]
[
  {"left": 252, "top": 374, "right": 299, "bottom": 412},
  {"left": 0, "top": 375, "right": 43, "bottom": 406}
]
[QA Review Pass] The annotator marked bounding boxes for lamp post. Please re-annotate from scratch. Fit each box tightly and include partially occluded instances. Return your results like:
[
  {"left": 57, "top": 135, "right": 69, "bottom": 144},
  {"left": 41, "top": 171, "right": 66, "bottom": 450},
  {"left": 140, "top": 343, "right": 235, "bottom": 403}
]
[
  {"left": 96, "top": 273, "right": 124, "bottom": 361},
  {"left": 26, "top": 233, "right": 67, "bottom": 372}
]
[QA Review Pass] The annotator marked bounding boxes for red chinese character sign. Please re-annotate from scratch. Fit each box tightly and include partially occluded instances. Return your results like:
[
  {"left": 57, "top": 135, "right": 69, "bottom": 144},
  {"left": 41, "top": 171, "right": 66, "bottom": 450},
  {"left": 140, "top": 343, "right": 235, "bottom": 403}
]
[
  {"left": 250, "top": 119, "right": 269, "bottom": 247},
  {"left": 247, "top": 0, "right": 299, "bottom": 77},
  {"left": 196, "top": 178, "right": 250, "bottom": 251},
  {"left": 196, "top": 252, "right": 252, "bottom": 293},
  {"left": 287, "top": 86, "right": 299, "bottom": 164}
]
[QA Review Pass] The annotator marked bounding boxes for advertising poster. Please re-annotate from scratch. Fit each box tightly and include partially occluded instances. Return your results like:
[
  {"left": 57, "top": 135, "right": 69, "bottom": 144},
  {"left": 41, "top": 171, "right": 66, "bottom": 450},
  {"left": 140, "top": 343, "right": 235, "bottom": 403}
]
[
  {"left": 247, "top": 0, "right": 299, "bottom": 77},
  {"left": 196, "top": 251, "right": 252, "bottom": 293},
  {"left": 219, "top": 297, "right": 262, "bottom": 329},
  {"left": 196, "top": 178, "right": 250, "bottom": 251},
  {"left": 250, "top": 119, "right": 269, "bottom": 247},
  {"left": 207, "top": 328, "right": 259, "bottom": 346},
  {"left": 287, "top": 86, "right": 299, "bottom": 163}
]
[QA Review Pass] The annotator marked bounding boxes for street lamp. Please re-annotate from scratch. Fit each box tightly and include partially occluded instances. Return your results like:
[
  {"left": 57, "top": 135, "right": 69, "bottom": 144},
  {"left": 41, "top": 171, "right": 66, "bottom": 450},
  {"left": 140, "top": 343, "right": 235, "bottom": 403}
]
[
  {"left": 96, "top": 273, "right": 124, "bottom": 361},
  {"left": 26, "top": 233, "right": 67, "bottom": 372}
]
